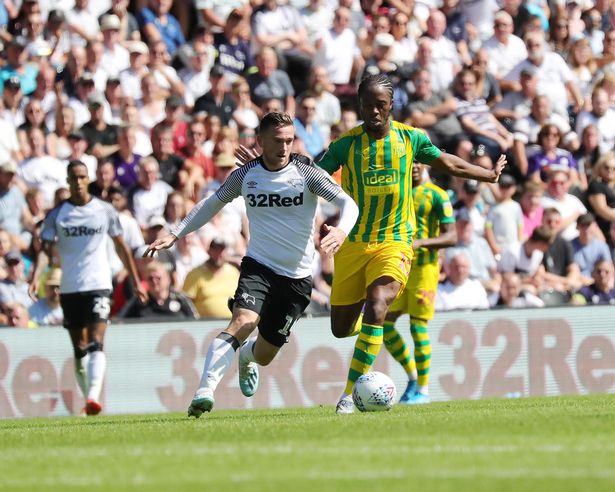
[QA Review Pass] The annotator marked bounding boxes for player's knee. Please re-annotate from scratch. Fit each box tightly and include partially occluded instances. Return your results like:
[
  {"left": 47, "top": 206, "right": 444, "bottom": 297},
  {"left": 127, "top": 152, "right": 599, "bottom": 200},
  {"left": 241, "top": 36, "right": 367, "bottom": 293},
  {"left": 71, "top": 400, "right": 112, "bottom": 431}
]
[
  {"left": 87, "top": 341, "right": 104, "bottom": 353},
  {"left": 74, "top": 346, "right": 88, "bottom": 359}
]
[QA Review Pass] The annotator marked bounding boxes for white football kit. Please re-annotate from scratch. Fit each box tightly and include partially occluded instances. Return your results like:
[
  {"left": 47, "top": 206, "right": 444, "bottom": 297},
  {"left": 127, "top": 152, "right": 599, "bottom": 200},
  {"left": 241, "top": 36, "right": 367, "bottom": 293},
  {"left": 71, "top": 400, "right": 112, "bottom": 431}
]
[{"left": 40, "top": 197, "right": 123, "bottom": 294}]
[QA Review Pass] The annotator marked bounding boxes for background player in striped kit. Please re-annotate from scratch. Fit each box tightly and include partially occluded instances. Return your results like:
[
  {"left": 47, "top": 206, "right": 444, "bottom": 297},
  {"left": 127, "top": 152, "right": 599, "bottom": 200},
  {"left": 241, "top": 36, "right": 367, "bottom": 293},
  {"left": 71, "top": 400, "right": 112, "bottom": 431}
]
[
  {"left": 317, "top": 74, "right": 507, "bottom": 413},
  {"left": 29, "top": 160, "right": 148, "bottom": 416},
  {"left": 144, "top": 112, "right": 359, "bottom": 417},
  {"left": 383, "top": 162, "right": 457, "bottom": 404}
]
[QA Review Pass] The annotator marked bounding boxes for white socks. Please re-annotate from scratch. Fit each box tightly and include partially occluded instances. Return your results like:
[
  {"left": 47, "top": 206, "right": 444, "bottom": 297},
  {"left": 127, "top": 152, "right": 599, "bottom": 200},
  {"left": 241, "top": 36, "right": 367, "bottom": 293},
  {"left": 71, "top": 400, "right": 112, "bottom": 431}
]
[
  {"left": 74, "top": 355, "right": 89, "bottom": 398},
  {"left": 418, "top": 386, "right": 429, "bottom": 395},
  {"left": 239, "top": 338, "right": 257, "bottom": 365},
  {"left": 197, "top": 334, "right": 239, "bottom": 394},
  {"left": 87, "top": 351, "right": 106, "bottom": 402}
]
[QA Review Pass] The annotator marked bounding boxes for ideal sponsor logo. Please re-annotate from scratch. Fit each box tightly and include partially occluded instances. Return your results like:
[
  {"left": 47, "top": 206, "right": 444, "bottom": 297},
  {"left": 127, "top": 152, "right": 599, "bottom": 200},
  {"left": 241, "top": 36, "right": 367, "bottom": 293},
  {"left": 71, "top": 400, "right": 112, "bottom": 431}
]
[
  {"left": 246, "top": 193, "right": 304, "bottom": 207},
  {"left": 363, "top": 169, "right": 399, "bottom": 186}
]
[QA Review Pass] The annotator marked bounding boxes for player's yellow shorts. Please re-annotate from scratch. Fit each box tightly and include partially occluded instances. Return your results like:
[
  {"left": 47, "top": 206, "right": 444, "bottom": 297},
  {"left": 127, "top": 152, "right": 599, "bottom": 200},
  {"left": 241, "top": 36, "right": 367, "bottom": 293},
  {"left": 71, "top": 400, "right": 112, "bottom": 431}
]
[
  {"left": 330, "top": 241, "right": 413, "bottom": 306},
  {"left": 389, "top": 261, "right": 439, "bottom": 320}
]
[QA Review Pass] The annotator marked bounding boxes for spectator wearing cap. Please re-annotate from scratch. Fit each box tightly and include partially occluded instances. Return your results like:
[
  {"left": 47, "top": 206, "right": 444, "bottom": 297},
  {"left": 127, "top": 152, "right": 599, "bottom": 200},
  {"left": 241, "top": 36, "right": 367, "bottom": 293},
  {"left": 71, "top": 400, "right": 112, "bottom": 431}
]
[
  {"left": 28, "top": 268, "right": 63, "bottom": 325},
  {"left": 147, "top": 39, "right": 186, "bottom": 99},
  {"left": 483, "top": 10, "right": 528, "bottom": 90},
  {"left": 436, "top": 251, "right": 490, "bottom": 311},
  {"left": 99, "top": 14, "right": 130, "bottom": 79},
  {"left": 247, "top": 47, "right": 295, "bottom": 115},
  {"left": 493, "top": 65, "right": 539, "bottom": 123},
  {"left": 541, "top": 169, "right": 587, "bottom": 241},
  {"left": 213, "top": 9, "right": 255, "bottom": 84},
  {"left": 150, "top": 123, "right": 185, "bottom": 189},
  {"left": 585, "top": 152, "right": 615, "bottom": 242},
  {"left": 65, "top": 0, "right": 99, "bottom": 46},
  {"left": 359, "top": 32, "right": 399, "bottom": 82},
  {"left": 183, "top": 236, "right": 240, "bottom": 319},
  {"left": 0, "top": 250, "right": 32, "bottom": 311},
  {"left": 80, "top": 92, "right": 119, "bottom": 160},
  {"left": 193, "top": 64, "right": 236, "bottom": 126},
  {"left": 484, "top": 174, "right": 523, "bottom": 258},
  {"left": 155, "top": 96, "right": 188, "bottom": 154},
  {"left": 109, "top": 125, "right": 142, "bottom": 191},
  {"left": 120, "top": 261, "right": 196, "bottom": 320},
  {"left": 575, "top": 87, "right": 615, "bottom": 155},
  {"left": 178, "top": 41, "right": 213, "bottom": 108},
  {"left": 67, "top": 72, "right": 97, "bottom": 129},
  {"left": 0, "top": 160, "right": 33, "bottom": 251},
  {"left": 1, "top": 76, "right": 25, "bottom": 127},
  {"left": 18, "top": 127, "right": 66, "bottom": 208},
  {"left": 572, "top": 259, "right": 615, "bottom": 305},
  {"left": 138, "top": 0, "right": 185, "bottom": 57},
  {"left": 404, "top": 68, "right": 473, "bottom": 162},
  {"left": 119, "top": 41, "right": 150, "bottom": 102},
  {"left": 63, "top": 129, "right": 97, "bottom": 180},
  {"left": 504, "top": 31, "right": 583, "bottom": 119},
  {"left": 313, "top": 6, "right": 361, "bottom": 92},
  {"left": 445, "top": 209, "right": 500, "bottom": 295},
  {"left": 0, "top": 37, "right": 38, "bottom": 96},
  {"left": 293, "top": 92, "right": 324, "bottom": 159},
  {"left": 129, "top": 156, "right": 174, "bottom": 228},
  {"left": 573, "top": 212, "right": 613, "bottom": 280},
  {"left": 98, "top": 0, "right": 140, "bottom": 42}
]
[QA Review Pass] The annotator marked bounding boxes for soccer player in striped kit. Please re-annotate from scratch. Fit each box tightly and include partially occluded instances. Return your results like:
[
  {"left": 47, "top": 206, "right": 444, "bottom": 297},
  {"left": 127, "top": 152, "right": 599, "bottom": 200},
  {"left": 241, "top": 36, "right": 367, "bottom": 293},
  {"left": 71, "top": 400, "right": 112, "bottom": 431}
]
[
  {"left": 144, "top": 112, "right": 359, "bottom": 417},
  {"left": 383, "top": 162, "right": 457, "bottom": 404},
  {"left": 317, "top": 74, "right": 507, "bottom": 413}
]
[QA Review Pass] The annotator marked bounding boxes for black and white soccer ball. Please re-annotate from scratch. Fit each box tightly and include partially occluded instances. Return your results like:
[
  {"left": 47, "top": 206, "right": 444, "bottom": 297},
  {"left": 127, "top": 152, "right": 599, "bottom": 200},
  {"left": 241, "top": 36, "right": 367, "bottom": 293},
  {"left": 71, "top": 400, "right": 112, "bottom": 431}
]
[{"left": 352, "top": 371, "right": 397, "bottom": 412}]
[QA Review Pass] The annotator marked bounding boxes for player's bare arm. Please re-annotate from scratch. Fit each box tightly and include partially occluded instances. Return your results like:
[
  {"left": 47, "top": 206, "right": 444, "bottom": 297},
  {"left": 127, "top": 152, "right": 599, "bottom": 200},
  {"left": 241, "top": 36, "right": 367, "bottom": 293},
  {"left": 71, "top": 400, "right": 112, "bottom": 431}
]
[
  {"left": 413, "top": 222, "right": 457, "bottom": 250},
  {"left": 112, "top": 235, "right": 149, "bottom": 304},
  {"left": 431, "top": 153, "right": 507, "bottom": 183},
  {"left": 28, "top": 240, "right": 53, "bottom": 301}
]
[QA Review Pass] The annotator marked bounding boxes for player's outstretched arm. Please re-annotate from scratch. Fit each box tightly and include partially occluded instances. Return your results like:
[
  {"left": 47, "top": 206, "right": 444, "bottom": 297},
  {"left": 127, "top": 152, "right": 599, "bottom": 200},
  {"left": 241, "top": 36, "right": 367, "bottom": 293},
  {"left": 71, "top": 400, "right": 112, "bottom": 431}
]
[
  {"left": 143, "top": 233, "right": 178, "bottom": 257},
  {"left": 431, "top": 153, "right": 507, "bottom": 183}
]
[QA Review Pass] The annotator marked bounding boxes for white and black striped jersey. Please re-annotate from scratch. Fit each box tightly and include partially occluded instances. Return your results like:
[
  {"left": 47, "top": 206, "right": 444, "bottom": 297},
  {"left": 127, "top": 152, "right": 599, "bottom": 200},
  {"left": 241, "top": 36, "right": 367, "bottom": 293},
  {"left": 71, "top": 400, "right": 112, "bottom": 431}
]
[
  {"left": 41, "top": 197, "right": 123, "bottom": 294},
  {"left": 176, "top": 154, "right": 344, "bottom": 278}
]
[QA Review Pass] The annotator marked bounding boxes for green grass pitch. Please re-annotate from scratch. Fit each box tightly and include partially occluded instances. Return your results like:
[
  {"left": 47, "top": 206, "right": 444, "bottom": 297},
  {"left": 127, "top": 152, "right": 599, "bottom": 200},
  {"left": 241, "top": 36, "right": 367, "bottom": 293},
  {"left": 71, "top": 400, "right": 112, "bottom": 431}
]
[{"left": 1, "top": 394, "right": 614, "bottom": 492}]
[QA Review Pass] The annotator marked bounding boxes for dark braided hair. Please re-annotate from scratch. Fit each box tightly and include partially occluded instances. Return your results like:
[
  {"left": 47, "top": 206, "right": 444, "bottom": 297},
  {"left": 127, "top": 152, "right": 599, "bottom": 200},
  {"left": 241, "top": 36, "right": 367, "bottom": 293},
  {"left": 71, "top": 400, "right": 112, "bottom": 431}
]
[{"left": 358, "top": 74, "right": 394, "bottom": 102}]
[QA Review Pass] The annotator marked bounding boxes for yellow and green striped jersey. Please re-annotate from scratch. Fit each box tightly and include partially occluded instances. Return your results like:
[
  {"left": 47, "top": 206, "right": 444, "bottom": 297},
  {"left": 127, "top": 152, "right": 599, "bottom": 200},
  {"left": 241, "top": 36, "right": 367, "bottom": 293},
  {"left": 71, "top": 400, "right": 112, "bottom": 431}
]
[
  {"left": 318, "top": 121, "right": 441, "bottom": 243},
  {"left": 412, "top": 182, "right": 455, "bottom": 266}
]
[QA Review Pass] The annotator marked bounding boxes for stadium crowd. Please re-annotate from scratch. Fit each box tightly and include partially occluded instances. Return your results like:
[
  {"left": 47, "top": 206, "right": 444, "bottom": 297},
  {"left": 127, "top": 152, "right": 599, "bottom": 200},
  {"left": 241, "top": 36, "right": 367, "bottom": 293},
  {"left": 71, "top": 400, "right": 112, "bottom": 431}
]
[{"left": 1, "top": 0, "right": 615, "bottom": 328}]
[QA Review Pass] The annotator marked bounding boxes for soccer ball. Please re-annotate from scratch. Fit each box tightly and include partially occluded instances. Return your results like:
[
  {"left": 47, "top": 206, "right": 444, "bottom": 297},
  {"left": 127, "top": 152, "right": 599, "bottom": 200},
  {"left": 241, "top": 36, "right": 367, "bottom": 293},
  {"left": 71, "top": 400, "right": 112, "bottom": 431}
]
[{"left": 352, "top": 371, "right": 397, "bottom": 412}]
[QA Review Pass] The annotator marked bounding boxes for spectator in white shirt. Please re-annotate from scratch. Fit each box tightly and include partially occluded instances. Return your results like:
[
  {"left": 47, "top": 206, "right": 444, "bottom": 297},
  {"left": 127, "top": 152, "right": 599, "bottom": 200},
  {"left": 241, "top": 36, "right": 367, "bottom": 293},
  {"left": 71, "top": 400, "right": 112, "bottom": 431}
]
[
  {"left": 436, "top": 251, "right": 490, "bottom": 311},
  {"left": 575, "top": 87, "right": 615, "bottom": 154},
  {"left": 99, "top": 14, "right": 130, "bottom": 79},
  {"left": 28, "top": 268, "right": 64, "bottom": 326}
]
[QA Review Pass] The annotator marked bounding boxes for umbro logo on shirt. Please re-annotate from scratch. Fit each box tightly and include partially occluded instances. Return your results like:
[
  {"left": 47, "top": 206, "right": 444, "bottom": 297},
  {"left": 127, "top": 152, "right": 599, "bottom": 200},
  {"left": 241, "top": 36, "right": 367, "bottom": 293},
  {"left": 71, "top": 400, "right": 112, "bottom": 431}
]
[{"left": 247, "top": 181, "right": 257, "bottom": 189}]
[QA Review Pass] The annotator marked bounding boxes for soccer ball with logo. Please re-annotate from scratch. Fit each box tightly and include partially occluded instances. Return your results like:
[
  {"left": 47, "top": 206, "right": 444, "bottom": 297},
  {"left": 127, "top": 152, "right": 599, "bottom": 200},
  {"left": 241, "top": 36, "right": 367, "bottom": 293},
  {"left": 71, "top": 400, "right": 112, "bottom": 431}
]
[{"left": 352, "top": 372, "right": 397, "bottom": 412}]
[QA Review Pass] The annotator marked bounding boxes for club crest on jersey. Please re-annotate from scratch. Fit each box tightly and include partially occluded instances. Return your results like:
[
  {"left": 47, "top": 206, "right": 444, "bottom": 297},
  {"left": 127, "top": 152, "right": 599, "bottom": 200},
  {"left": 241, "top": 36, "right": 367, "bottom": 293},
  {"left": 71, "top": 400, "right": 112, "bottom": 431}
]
[
  {"left": 393, "top": 144, "right": 406, "bottom": 156},
  {"left": 247, "top": 181, "right": 257, "bottom": 189},
  {"left": 287, "top": 178, "right": 303, "bottom": 190},
  {"left": 240, "top": 293, "right": 256, "bottom": 305}
]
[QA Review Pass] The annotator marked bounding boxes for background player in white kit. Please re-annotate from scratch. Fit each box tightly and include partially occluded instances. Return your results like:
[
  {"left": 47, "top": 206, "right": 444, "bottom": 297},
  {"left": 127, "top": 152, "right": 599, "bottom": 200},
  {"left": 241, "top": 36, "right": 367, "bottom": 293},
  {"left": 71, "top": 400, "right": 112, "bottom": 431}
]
[
  {"left": 29, "top": 161, "right": 148, "bottom": 416},
  {"left": 144, "top": 112, "right": 359, "bottom": 417}
]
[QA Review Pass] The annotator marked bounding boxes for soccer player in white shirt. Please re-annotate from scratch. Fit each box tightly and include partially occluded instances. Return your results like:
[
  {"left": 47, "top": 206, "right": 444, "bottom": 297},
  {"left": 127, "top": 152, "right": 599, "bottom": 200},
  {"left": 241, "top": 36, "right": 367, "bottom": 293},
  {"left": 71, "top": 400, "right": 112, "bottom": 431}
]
[
  {"left": 28, "top": 160, "right": 148, "bottom": 416},
  {"left": 144, "top": 112, "right": 359, "bottom": 417}
]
